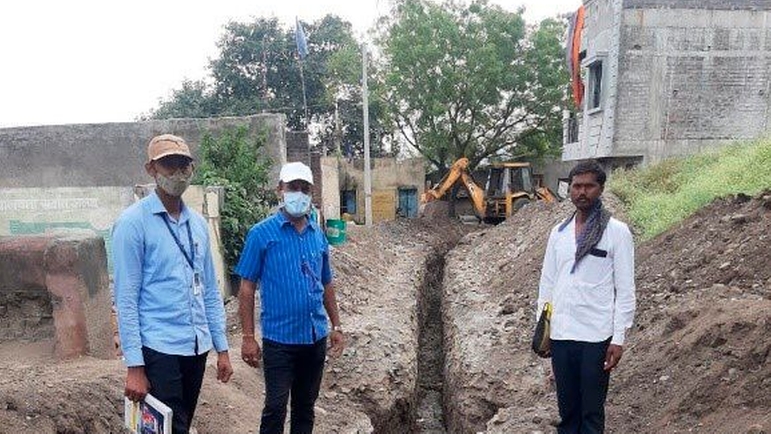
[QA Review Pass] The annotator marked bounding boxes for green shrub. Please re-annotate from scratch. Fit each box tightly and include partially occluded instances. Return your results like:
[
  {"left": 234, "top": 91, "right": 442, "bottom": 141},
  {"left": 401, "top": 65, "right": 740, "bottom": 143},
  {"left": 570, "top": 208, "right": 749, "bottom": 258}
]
[
  {"left": 193, "top": 126, "right": 276, "bottom": 272},
  {"left": 608, "top": 138, "right": 771, "bottom": 240}
]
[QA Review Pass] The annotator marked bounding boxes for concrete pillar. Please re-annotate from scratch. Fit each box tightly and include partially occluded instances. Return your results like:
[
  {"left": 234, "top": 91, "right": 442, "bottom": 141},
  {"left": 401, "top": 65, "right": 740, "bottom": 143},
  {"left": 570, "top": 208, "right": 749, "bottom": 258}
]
[{"left": 0, "top": 233, "right": 113, "bottom": 359}]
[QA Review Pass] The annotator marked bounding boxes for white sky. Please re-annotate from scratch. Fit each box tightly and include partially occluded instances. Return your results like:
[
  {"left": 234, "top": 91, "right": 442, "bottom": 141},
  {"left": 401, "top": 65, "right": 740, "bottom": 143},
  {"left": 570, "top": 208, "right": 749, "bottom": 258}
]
[{"left": 0, "top": 0, "right": 580, "bottom": 128}]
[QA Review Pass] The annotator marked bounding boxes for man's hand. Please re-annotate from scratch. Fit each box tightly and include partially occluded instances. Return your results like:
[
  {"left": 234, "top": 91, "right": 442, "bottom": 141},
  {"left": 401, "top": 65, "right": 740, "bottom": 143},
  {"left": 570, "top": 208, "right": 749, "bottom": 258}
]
[
  {"left": 125, "top": 366, "right": 151, "bottom": 402},
  {"left": 217, "top": 351, "right": 234, "bottom": 382},
  {"left": 329, "top": 330, "right": 345, "bottom": 358},
  {"left": 604, "top": 344, "right": 624, "bottom": 371},
  {"left": 241, "top": 336, "right": 262, "bottom": 368}
]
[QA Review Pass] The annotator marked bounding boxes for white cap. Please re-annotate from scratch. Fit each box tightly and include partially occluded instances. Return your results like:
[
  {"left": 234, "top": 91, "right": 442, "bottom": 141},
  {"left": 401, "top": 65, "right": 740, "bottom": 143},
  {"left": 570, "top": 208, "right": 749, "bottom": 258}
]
[{"left": 279, "top": 162, "right": 314, "bottom": 185}]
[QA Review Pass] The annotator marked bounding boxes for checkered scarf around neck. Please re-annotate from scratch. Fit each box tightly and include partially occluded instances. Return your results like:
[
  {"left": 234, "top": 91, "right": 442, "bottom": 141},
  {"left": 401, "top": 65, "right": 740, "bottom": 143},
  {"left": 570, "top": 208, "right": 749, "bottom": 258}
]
[{"left": 558, "top": 198, "right": 612, "bottom": 273}]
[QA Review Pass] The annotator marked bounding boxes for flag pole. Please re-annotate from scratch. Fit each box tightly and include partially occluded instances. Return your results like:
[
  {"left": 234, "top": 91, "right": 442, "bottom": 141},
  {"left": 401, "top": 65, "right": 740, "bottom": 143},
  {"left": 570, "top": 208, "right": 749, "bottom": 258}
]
[
  {"left": 299, "top": 58, "right": 309, "bottom": 130},
  {"left": 295, "top": 17, "right": 310, "bottom": 131}
]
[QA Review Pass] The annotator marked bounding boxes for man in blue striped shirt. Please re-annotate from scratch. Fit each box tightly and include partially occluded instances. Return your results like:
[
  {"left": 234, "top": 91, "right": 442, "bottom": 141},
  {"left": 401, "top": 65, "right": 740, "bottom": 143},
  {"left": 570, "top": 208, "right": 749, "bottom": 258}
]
[
  {"left": 237, "top": 161, "right": 344, "bottom": 434},
  {"left": 113, "top": 134, "right": 233, "bottom": 434}
]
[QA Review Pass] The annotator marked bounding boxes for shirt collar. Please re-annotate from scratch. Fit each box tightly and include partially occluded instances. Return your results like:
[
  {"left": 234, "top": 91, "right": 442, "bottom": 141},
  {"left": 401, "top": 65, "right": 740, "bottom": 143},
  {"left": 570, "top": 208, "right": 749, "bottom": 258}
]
[
  {"left": 147, "top": 190, "right": 190, "bottom": 223},
  {"left": 276, "top": 210, "right": 316, "bottom": 232}
]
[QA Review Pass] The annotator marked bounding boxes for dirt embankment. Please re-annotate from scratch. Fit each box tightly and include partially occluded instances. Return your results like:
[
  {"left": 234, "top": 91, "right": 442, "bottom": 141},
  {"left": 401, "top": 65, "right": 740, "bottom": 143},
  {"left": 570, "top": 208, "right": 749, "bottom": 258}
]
[
  {"left": 441, "top": 191, "right": 771, "bottom": 433},
  {"left": 0, "top": 217, "right": 470, "bottom": 434},
  {"left": 2, "top": 191, "right": 769, "bottom": 433}
]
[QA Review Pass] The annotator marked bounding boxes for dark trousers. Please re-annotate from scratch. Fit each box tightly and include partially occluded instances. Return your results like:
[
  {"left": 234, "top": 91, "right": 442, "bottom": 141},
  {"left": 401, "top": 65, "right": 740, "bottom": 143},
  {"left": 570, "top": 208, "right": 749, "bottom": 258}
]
[
  {"left": 142, "top": 346, "right": 208, "bottom": 434},
  {"left": 260, "top": 338, "right": 327, "bottom": 434},
  {"left": 550, "top": 339, "right": 611, "bottom": 434}
]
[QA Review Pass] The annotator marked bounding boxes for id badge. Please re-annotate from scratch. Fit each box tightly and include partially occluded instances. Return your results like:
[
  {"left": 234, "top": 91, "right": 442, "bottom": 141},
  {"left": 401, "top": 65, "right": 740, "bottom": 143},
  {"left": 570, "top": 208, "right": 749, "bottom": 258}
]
[{"left": 193, "top": 272, "right": 203, "bottom": 296}]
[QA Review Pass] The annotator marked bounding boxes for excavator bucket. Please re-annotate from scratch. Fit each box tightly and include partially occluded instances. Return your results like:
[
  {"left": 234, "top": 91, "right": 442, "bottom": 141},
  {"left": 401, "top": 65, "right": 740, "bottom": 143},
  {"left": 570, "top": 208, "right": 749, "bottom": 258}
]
[{"left": 535, "top": 187, "right": 558, "bottom": 203}]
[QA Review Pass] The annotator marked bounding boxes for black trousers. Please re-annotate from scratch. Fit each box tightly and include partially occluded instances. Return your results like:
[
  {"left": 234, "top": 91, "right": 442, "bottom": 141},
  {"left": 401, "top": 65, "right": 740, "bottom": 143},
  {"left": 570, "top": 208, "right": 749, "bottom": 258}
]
[
  {"left": 142, "top": 346, "right": 208, "bottom": 434},
  {"left": 260, "top": 338, "right": 327, "bottom": 434},
  {"left": 550, "top": 339, "right": 611, "bottom": 434}
]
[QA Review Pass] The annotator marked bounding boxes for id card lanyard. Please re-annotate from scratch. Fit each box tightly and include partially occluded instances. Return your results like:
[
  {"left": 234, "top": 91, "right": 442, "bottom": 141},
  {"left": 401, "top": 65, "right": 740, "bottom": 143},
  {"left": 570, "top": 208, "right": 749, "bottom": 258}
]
[{"left": 161, "top": 214, "right": 202, "bottom": 295}]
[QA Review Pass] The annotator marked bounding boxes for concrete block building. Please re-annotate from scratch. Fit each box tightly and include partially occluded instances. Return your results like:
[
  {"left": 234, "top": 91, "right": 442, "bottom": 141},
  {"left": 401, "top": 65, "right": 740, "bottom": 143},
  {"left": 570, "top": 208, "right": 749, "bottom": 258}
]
[{"left": 564, "top": 0, "right": 771, "bottom": 167}]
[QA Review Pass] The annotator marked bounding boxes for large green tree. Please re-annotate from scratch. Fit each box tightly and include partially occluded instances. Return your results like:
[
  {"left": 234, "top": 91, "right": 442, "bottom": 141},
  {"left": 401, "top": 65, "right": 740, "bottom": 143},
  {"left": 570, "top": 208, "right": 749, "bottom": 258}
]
[
  {"left": 379, "top": 0, "right": 568, "bottom": 171},
  {"left": 147, "top": 15, "right": 392, "bottom": 157}
]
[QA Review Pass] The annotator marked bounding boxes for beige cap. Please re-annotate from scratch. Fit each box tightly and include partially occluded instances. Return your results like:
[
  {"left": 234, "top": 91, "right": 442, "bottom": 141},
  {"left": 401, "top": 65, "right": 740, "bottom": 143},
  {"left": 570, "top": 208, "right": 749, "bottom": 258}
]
[{"left": 147, "top": 134, "right": 193, "bottom": 162}]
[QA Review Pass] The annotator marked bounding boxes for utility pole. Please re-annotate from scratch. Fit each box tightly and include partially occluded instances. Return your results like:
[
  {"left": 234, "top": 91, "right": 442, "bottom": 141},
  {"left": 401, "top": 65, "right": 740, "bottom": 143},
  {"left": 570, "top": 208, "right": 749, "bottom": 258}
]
[{"left": 362, "top": 42, "right": 372, "bottom": 226}]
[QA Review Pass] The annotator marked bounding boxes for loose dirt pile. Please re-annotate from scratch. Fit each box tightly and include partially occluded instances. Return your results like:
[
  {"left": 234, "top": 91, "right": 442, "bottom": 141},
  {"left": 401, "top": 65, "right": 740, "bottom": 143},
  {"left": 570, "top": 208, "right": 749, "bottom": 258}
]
[
  {"left": 1, "top": 190, "right": 769, "bottom": 433},
  {"left": 441, "top": 191, "right": 771, "bottom": 433},
  {"left": 607, "top": 192, "right": 771, "bottom": 433},
  {"left": 0, "top": 217, "right": 470, "bottom": 434}
]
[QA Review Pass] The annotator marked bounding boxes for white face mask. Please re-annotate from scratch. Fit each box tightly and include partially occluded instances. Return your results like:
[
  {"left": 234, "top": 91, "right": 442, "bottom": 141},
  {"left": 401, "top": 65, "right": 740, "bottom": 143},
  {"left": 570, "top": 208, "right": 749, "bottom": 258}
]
[
  {"left": 283, "top": 191, "right": 312, "bottom": 217},
  {"left": 156, "top": 171, "right": 192, "bottom": 197}
]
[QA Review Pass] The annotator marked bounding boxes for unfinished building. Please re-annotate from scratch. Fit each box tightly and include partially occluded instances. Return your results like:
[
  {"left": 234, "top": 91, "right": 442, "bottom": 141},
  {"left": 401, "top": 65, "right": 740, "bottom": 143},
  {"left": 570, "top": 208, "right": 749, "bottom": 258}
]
[{"left": 563, "top": 0, "right": 771, "bottom": 167}]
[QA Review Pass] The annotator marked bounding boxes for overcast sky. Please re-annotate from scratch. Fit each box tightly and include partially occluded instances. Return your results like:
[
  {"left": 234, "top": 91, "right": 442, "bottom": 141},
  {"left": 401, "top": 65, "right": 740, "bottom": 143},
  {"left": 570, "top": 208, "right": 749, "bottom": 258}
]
[{"left": 0, "top": 0, "right": 580, "bottom": 128}]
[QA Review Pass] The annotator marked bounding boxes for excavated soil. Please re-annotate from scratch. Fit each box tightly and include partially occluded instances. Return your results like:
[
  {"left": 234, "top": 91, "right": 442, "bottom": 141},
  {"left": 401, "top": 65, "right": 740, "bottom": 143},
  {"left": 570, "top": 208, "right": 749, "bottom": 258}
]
[
  {"left": 1, "top": 191, "right": 769, "bottom": 433},
  {"left": 442, "top": 191, "right": 771, "bottom": 433},
  {"left": 0, "top": 217, "right": 471, "bottom": 434}
]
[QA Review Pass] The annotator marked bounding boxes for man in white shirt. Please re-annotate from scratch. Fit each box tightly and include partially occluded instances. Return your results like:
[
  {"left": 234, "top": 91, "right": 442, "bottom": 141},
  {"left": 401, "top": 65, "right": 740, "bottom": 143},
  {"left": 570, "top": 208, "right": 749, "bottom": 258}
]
[{"left": 537, "top": 161, "right": 636, "bottom": 434}]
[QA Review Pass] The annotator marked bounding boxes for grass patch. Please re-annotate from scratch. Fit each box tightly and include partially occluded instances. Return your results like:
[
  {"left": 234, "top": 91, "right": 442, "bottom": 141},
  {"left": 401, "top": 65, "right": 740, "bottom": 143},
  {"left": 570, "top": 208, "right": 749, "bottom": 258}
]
[{"left": 607, "top": 138, "right": 771, "bottom": 240}]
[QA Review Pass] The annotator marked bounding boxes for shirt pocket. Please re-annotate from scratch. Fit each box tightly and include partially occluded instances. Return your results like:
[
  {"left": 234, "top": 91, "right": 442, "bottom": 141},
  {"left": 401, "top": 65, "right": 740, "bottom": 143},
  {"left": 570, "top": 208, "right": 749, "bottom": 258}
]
[{"left": 301, "top": 244, "right": 326, "bottom": 294}]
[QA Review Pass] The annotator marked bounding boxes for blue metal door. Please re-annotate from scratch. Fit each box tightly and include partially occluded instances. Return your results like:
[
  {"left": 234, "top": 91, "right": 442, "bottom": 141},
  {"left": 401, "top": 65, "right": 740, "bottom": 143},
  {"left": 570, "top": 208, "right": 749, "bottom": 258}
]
[{"left": 398, "top": 188, "right": 418, "bottom": 218}]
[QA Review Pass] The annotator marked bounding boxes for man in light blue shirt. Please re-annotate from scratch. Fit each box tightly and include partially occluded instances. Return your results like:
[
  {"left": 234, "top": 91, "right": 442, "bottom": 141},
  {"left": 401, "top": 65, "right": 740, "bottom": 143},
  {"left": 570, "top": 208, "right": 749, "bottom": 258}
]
[
  {"left": 237, "top": 162, "right": 344, "bottom": 434},
  {"left": 112, "top": 134, "right": 233, "bottom": 434}
]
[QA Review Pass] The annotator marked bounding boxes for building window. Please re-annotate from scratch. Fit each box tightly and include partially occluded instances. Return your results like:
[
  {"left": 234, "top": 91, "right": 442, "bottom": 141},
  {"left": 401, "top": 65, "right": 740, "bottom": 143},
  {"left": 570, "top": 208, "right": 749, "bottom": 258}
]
[
  {"left": 588, "top": 60, "right": 603, "bottom": 110},
  {"left": 566, "top": 112, "right": 579, "bottom": 143}
]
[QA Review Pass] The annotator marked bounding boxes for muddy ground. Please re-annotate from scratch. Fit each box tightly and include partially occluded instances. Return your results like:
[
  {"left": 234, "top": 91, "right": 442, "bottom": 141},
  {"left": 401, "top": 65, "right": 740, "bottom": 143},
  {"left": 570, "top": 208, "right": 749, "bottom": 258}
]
[{"left": 1, "top": 191, "right": 769, "bottom": 433}]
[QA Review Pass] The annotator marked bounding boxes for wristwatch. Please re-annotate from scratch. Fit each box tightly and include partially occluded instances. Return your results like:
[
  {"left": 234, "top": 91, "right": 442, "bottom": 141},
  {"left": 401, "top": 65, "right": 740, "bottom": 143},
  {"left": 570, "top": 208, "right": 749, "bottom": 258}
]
[{"left": 332, "top": 325, "right": 343, "bottom": 333}]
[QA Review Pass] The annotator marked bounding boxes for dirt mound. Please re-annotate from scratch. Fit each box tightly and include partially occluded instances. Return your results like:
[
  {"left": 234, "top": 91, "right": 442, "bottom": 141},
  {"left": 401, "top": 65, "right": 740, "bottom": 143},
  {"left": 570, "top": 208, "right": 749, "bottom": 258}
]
[
  {"left": 607, "top": 191, "right": 771, "bottom": 433},
  {"left": 635, "top": 191, "right": 771, "bottom": 299},
  {"left": 2, "top": 190, "right": 768, "bottom": 433},
  {"left": 443, "top": 191, "right": 771, "bottom": 433},
  {"left": 0, "top": 218, "right": 469, "bottom": 434},
  {"left": 0, "top": 342, "right": 124, "bottom": 433}
]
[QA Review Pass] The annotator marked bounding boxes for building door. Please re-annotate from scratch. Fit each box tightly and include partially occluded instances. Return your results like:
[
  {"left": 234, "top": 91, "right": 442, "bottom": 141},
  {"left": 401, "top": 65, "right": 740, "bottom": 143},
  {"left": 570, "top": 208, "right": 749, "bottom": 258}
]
[
  {"left": 397, "top": 188, "right": 418, "bottom": 218},
  {"left": 340, "top": 190, "right": 357, "bottom": 217}
]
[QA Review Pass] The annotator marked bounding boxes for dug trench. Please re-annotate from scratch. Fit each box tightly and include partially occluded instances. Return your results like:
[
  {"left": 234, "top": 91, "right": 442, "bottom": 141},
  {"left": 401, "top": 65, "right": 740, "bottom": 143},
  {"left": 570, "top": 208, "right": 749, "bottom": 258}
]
[
  {"left": 2, "top": 190, "right": 769, "bottom": 433},
  {"left": 324, "top": 218, "right": 471, "bottom": 434},
  {"left": 414, "top": 253, "right": 449, "bottom": 433}
]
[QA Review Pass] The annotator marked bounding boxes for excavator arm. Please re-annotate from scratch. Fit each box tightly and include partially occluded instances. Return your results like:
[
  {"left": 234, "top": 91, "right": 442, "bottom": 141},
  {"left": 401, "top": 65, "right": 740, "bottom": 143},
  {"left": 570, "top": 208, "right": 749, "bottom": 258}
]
[
  {"left": 421, "top": 158, "right": 470, "bottom": 203},
  {"left": 421, "top": 157, "right": 486, "bottom": 219},
  {"left": 459, "top": 170, "right": 486, "bottom": 218}
]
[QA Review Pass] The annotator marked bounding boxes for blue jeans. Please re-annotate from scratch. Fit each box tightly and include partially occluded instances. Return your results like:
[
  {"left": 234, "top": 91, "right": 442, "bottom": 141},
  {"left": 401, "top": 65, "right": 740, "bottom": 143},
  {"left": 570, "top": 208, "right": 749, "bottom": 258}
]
[
  {"left": 260, "top": 338, "right": 327, "bottom": 434},
  {"left": 142, "top": 346, "right": 208, "bottom": 434},
  {"left": 550, "top": 339, "right": 611, "bottom": 434}
]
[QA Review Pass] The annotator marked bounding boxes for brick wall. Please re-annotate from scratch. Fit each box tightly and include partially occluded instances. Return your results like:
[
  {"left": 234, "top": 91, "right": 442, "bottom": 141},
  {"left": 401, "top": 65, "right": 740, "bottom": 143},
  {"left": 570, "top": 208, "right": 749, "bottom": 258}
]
[
  {"left": 624, "top": 0, "right": 771, "bottom": 10},
  {"left": 614, "top": 8, "right": 771, "bottom": 162}
]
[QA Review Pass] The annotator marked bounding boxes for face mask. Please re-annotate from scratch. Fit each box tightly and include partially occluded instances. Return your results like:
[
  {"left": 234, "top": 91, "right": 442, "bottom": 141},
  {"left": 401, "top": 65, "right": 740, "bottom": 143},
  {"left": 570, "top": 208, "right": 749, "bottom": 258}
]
[
  {"left": 283, "top": 191, "right": 311, "bottom": 217},
  {"left": 156, "top": 171, "right": 192, "bottom": 197}
]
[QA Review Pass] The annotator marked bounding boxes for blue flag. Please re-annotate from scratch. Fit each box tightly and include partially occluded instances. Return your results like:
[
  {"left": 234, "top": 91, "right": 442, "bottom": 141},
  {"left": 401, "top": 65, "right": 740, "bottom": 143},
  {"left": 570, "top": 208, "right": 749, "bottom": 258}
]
[{"left": 295, "top": 18, "right": 309, "bottom": 59}]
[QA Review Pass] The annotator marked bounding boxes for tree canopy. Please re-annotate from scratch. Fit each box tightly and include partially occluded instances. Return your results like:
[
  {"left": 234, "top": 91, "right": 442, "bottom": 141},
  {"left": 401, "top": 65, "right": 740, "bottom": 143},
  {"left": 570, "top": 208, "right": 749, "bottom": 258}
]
[
  {"left": 378, "top": 0, "right": 567, "bottom": 171},
  {"left": 147, "top": 15, "right": 392, "bottom": 158}
]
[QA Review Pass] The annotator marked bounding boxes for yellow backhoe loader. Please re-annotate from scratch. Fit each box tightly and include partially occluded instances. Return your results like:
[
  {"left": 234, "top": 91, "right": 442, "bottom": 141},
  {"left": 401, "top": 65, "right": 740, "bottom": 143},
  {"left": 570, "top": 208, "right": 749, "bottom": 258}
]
[{"left": 420, "top": 157, "right": 557, "bottom": 223}]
